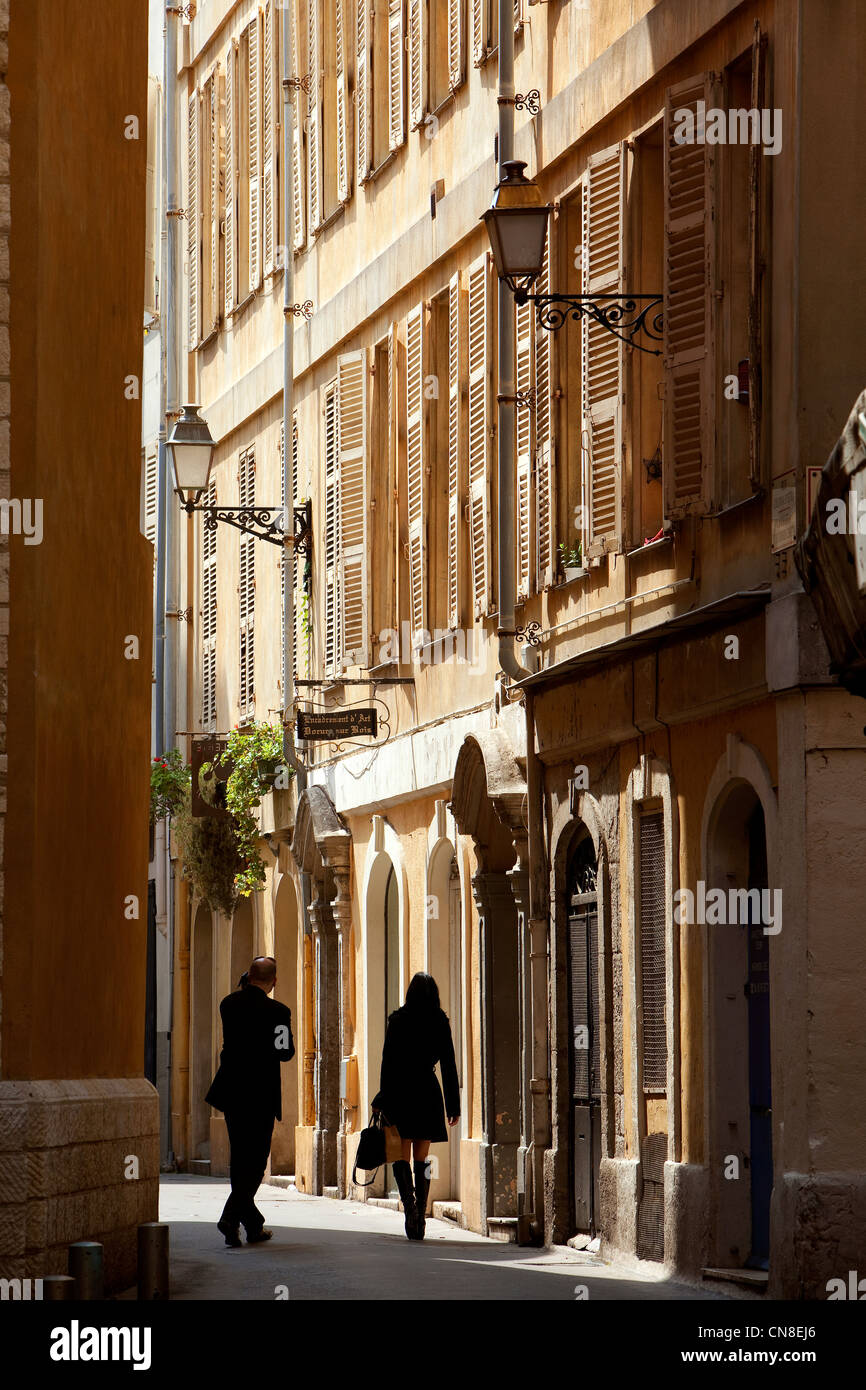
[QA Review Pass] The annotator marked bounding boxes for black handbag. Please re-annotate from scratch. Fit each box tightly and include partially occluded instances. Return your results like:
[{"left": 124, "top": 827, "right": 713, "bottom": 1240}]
[{"left": 352, "top": 1111, "right": 387, "bottom": 1186}]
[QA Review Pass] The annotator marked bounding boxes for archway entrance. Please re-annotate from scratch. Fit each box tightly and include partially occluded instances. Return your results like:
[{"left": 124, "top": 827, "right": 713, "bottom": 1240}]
[
  {"left": 191, "top": 902, "right": 213, "bottom": 1163},
  {"left": 566, "top": 834, "right": 601, "bottom": 1236},
  {"left": 271, "top": 873, "right": 300, "bottom": 1175},
  {"left": 230, "top": 897, "right": 254, "bottom": 991},
  {"left": 707, "top": 782, "right": 773, "bottom": 1270},
  {"left": 427, "top": 841, "right": 463, "bottom": 1200}
]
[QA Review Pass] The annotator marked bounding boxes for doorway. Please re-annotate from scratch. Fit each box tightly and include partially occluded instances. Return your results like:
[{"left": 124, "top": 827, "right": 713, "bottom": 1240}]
[{"left": 567, "top": 834, "right": 601, "bottom": 1236}]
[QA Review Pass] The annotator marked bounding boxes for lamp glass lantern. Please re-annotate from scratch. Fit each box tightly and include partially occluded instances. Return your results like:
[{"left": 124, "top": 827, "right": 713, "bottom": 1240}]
[
  {"left": 482, "top": 160, "right": 552, "bottom": 296},
  {"left": 168, "top": 404, "right": 216, "bottom": 501}
]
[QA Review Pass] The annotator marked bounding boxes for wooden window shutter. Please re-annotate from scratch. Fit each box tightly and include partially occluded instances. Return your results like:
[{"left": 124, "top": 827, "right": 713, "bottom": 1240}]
[
  {"left": 388, "top": 1, "right": 405, "bottom": 151},
  {"left": 308, "top": 0, "right": 323, "bottom": 230},
  {"left": 338, "top": 352, "right": 368, "bottom": 667},
  {"left": 748, "top": 25, "right": 766, "bottom": 489},
  {"left": 290, "top": 0, "right": 306, "bottom": 251},
  {"left": 447, "top": 272, "right": 462, "bottom": 630},
  {"left": 408, "top": 0, "right": 426, "bottom": 131},
  {"left": 202, "top": 482, "right": 218, "bottom": 729},
  {"left": 405, "top": 305, "right": 426, "bottom": 641},
  {"left": 535, "top": 232, "right": 556, "bottom": 589},
  {"left": 663, "top": 73, "right": 720, "bottom": 518},
  {"left": 515, "top": 296, "right": 533, "bottom": 600},
  {"left": 448, "top": 0, "right": 464, "bottom": 91},
  {"left": 262, "top": 0, "right": 278, "bottom": 277},
  {"left": 145, "top": 77, "right": 159, "bottom": 316},
  {"left": 207, "top": 74, "right": 219, "bottom": 332},
  {"left": 143, "top": 448, "right": 158, "bottom": 547},
  {"left": 638, "top": 809, "right": 667, "bottom": 1094},
  {"left": 290, "top": 412, "right": 309, "bottom": 679},
  {"left": 248, "top": 15, "right": 262, "bottom": 290},
  {"left": 187, "top": 89, "right": 200, "bottom": 350},
  {"left": 324, "top": 385, "right": 341, "bottom": 676},
  {"left": 356, "top": 0, "right": 372, "bottom": 183},
  {"left": 471, "top": 0, "right": 488, "bottom": 66},
  {"left": 467, "top": 254, "right": 491, "bottom": 618},
  {"left": 336, "top": 0, "right": 352, "bottom": 203},
  {"left": 224, "top": 42, "right": 236, "bottom": 317},
  {"left": 582, "top": 142, "right": 625, "bottom": 557},
  {"left": 238, "top": 452, "right": 256, "bottom": 714}
]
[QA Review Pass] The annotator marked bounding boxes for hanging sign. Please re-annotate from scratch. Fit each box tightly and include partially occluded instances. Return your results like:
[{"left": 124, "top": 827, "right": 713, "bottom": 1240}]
[{"left": 297, "top": 709, "right": 378, "bottom": 741}]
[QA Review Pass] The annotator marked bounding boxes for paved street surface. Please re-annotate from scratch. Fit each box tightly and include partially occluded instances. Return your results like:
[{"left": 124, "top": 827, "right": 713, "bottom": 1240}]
[{"left": 155, "top": 1175, "right": 728, "bottom": 1301}]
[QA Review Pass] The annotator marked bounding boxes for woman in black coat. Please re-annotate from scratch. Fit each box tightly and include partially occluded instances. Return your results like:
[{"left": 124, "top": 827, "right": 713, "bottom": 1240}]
[{"left": 372, "top": 973, "right": 460, "bottom": 1241}]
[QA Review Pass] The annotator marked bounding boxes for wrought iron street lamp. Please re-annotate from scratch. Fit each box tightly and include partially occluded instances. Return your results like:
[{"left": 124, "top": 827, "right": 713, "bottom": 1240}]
[
  {"left": 168, "top": 403, "right": 311, "bottom": 554},
  {"left": 482, "top": 160, "right": 664, "bottom": 354}
]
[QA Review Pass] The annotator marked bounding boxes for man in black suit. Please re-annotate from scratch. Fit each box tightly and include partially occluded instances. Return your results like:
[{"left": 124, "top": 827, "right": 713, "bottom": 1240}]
[{"left": 205, "top": 955, "right": 295, "bottom": 1246}]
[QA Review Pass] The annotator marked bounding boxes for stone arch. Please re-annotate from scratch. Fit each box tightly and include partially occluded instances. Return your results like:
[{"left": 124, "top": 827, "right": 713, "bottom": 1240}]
[
  {"left": 360, "top": 816, "right": 410, "bottom": 1135},
  {"left": 424, "top": 800, "right": 463, "bottom": 1201}
]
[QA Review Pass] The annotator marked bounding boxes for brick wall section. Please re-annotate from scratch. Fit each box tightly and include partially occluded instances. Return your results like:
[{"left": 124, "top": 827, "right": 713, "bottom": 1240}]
[{"left": 0, "top": 0, "right": 9, "bottom": 1074}]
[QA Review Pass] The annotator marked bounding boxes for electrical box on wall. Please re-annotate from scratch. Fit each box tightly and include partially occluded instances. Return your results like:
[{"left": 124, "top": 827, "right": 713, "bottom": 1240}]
[{"left": 339, "top": 1055, "right": 358, "bottom": 1107}]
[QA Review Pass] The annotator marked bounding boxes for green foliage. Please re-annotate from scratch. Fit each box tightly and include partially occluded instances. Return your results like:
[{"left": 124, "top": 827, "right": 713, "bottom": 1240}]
[
  {"left": 558, "top": 538, "right": 583, "bottom": 571},
  {"left": 150, "top": 748, "right": 191, "bottom": 824},
  {"left": 218, "top": 722, "right": 294, "bottom": 898},
  {"left": 172, "top": 788, "right": 244, "bottom": 917}
]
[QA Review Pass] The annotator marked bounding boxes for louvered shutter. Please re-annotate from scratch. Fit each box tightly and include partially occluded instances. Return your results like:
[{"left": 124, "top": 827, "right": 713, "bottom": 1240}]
[
  {"left": 145, "top": 77, "right": 159, "bottom": 315},
  {"left": 248, "top": 15, "right": 262, "bottom": 290},
  {"left": 472, "top": 0, "right": 487, "bottom": 65},
  {"left": 224, "top": 42, "right": 236, "bottom": 317},
  {"left": 408, "top": 0, "right": 426, "bottom": 131},
  {"left": 308, "top": 0, "right": 323, "bottom": 230},
  {"left": 535, "top": 234, "right": 556, "bottom": 588},
  {"left": 202, "top": 482, "right": 218, "bottom": 729},
  {"left": 405, "top": 306, "right": 426, "bottom": 641},
  {"left": 336, "top": 0, "right": 351, "bottom": 203},
  {"left": 324, "top": 386, "right": 340, "bottom": 677},
  {"left": 143, "top": 448, "right": 158, "bottom": 548},
  {"left": 582, "top": 143, "right": 624, "bottom": 557},
  {"left": 262, "top": 0, "right": 277, "bottom": 277},
  {"left": 290, "top": 0, "right": 306, "bottom": 251},
  {"left": 338, "top": 353, "right": 368, "bottom": 666},
  {"left": 639, "top": 810, "right": 667, "bottom": 1094},
  {"left": 515, "top": 297, "right": 533, "bottom": 599},
  {"left": 467, "top": 255, "right": 491, "bottom": 618},
  {"left": 663, "top": 73, "right": 719, "bottom": 517},
  {"left": 748, "top": 28, "right": 765, "bottom": 489},
  {"left": 207, "top": 74, "right": 219, "bottom": 331},
  {"left": 239, "top": 450, "right": 256, "bottom": 715},
  {"left": 356, "top": 1, "right": 372, "bottom": 183},
  {"left": 448, "top": 0, "right": 464, "bottom": 91},
  {"left": 388, "top": 2, "right": 405, "bottom": 151},
  {"left": 447, "top": 273, "right": 461, "bottom": 629},
  {"left": 187, "top": 90, "right": 200, "bottom": 349},
  {"left": 291, "top": 413, "right": 308, "bottom": 680}
]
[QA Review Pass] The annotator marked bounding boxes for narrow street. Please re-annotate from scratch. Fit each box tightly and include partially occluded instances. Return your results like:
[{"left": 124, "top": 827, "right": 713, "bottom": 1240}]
[{"left": 153, "top": 1175, "right": 726, "bottom": 1302}]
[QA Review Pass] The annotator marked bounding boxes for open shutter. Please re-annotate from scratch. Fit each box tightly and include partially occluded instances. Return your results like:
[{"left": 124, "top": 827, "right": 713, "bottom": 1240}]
[
  {"left": 535, "top": 233, "right": 556, "bottom": 588},
  {"left": 248, "top": 15, "right": 262, "bottom": 290},
  {"left": 338, "top": 353, "right": 368, "bottom": 667},
  {"left": 324, "top": 386, "right": 340, "bottom": 676},
  {"left": 663, "top": 73, "right": 719, "bottom": 517},
  {"left": 448, "top": 0, "right": 464, "bottom": 91},
  {"left": 308, "top": 0, "right": 323, "bottom": 230},
  {"left": 582, "top": 142, "right": 624, "bottom": 558},
  {"left": 291, "top": 414, "right": 309, "bottom": 679},
  {"left": 145, "top": 77, "right": 159, "bottom": 315},
  {"left": 187, "top": 89, "right": 200, "bottom": 349},
  {"left": 224, "top": 43, "right": 236, "bottom": 317},
  {"left": 336, "top": 0, "right": 351, "bottom": 202},
  {"left": 207, "top": 74, "right": 219, "bottom": 331},
  {"left": 447, "top": 272, "right": 462, "bottom": 629},
  {"left": 290, "top": 0, "right": 306, "bottom": 251},
  {"left": 467, "top": 254, "right": 491, "bottom": 618},
  {"left": 356, "top": 0, "right": 372, "bottom": 183},
  {"left": 202, "top": 481, "right": 218, "bottom": 729},
  {"left": 143, "top": 447, "right": 159, "bottom": 547},
  {"left": 262, "top": 0, "right": 277, "bottom": 276},
  {"left": 408, "top": 0, "right": 426, "bottom": 131},
  {"left": 748, "top": 26, "right": 765, "bottom": 489},
  {"left": 472, "top": 0, "right": 487, "bottom": 65},
  {"left": 238, "top": 451, "right": 256, "bottom": 715},
  {"left": 516, "top": 296, "right": 533, "bottom": 599},
  {"left": 405, "top": 305, "right": 426, "bottom": 641},
  {"left": 388, "top": 1, "right": 405, "bottom": 151}
]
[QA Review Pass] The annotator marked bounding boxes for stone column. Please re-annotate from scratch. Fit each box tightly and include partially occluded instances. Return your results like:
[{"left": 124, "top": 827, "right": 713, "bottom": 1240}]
[
  {"left": 308, "top": 889, "right": 338, "bottom": 1194},
  {"left": 330, "top": 867, "right": 353, "bottom": 1199},
  {"left": 472, "top": 869, "right": 520, "bottom": 1226},
  {"left": 508, "top": 862, "right": 532, "bottom": 1243}
]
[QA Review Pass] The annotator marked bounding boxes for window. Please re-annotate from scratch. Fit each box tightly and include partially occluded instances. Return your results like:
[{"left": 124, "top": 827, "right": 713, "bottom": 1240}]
[
  {"left": 535, "top": 231, "right": 557, "bottom": 588},
  {"left": 224, "top": 39, "right": 237, "bottom": 314},
  {"left": 187, "top": 72, "right": 220, "bottom": 347},
  {"left": 238, "top": 449, "right": 256, "bottom": 716},
  {"left": 261, "top": 0, "right": 281, "bottom": 276},
  {"left": 638, "top": 809, "right": 667, "bottom": 1094},
  {"left": 407, "top": 0, "right": 427, "bottom": 131},
  {"left": 202, "top": 482, "right": 218, "bottom": 730},
  {"left": 356, "top": 0, "right": 373, "bottom": 183},
  {"left": 281, "top": 415, "right": 309, "bottom": 686},
  {"left": 142, "top": 447, "right": 158, "bottom": 551},
  {"left": 428, "top": 283, "right": 459, "bottom": 634},
  {"left": 467, "top": 254, "right": 493, "bottom": 618},
  {"left": 290, "top": 0, "right": 307, "bottom": 250},
  {"left": 446, "top": 273, "right": 464, "bottom": 628},
  {"left": 405, "top": 303, "right": 427, "bottom": 642},
  {"left": 308, "top": 0, "right": 323, "bottom": 228},
  {"left": 370, "top": 330, "right": 397, "bottom": 655},
  {"left": 630, "top": 124, "right": 664, "bottom": 545},
  {"left": 322, "top": 355, "right": 369, "bottom": 677},
  {"left": 235, "top": 16, "right": 262, "bottom": 305}
]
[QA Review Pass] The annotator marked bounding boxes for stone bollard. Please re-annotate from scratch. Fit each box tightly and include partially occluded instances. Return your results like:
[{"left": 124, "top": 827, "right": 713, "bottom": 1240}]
[
  {"left": 42, "top": 1275, "right": 76, "bottom": 1300},
  {"left": 68, "top": 1241, "right": 104, "bottom": 1300},
  {"left": 137, "top": 1222, "right": 170, "bottom": 1300}
]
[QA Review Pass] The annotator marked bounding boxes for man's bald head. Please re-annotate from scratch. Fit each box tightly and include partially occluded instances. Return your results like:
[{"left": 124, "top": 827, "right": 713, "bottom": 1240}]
[{"left": 248, "top": 956, "right": 277, "bottom": 989}]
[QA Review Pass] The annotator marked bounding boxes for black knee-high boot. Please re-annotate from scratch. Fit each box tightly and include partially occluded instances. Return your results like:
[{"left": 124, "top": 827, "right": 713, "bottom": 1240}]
[
  {"left": 413, "top": 1159, "right": 431, "bottom": 1241},
  {"left": 392, "top": 1160, "right": 418, "bottom": 1239}
]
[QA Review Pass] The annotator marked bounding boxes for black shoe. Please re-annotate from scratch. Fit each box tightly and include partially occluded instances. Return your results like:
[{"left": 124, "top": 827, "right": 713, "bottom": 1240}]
[
  {"left": 392, "top": 1160, "right": 419, "bottom": 1240},
  {"left": 413, "top": 1159, "right": 431, "bottom": 1241},
  {"left": 217, "top": 1219, "right": 242, "bottom": 1248},
  {"left": 245, "top": 1228, "right": 273, "bottom": 1244}
]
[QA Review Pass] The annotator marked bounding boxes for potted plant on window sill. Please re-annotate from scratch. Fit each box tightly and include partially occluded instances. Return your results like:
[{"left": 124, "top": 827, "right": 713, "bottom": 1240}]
[{"left": 558, "top": 540, "right": 585, "bottom": 583}]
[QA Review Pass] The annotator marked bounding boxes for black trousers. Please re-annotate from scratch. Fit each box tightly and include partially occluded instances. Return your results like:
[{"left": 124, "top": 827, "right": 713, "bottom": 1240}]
[{"left": 220, "top": 1108, "right": 276, "bottom": 1233}]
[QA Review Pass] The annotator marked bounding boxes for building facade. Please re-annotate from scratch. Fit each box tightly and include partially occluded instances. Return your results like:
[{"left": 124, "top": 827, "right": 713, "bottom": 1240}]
[{"left": 167, "top": 0, "right": 866, "bottom": 1297}]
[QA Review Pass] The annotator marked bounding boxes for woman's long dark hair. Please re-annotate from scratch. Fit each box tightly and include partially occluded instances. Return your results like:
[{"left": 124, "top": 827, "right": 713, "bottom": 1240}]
[{"left": 404, "top": 972, "right": 441, "bottom": 1012}]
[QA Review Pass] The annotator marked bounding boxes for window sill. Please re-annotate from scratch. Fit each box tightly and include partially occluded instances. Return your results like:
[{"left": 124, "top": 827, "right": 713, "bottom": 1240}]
[
  {"left": 626, "top": 533, "right": 674, "bottom": 558},
  {"left": 365, "top": 147, "right": 401, "bottom": 185},
  {"left": 558, "top": 567, "right": 588, "bottom": 586},
  {"left": 312, "top": 203, "right": 346, "bottom": 237}
]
